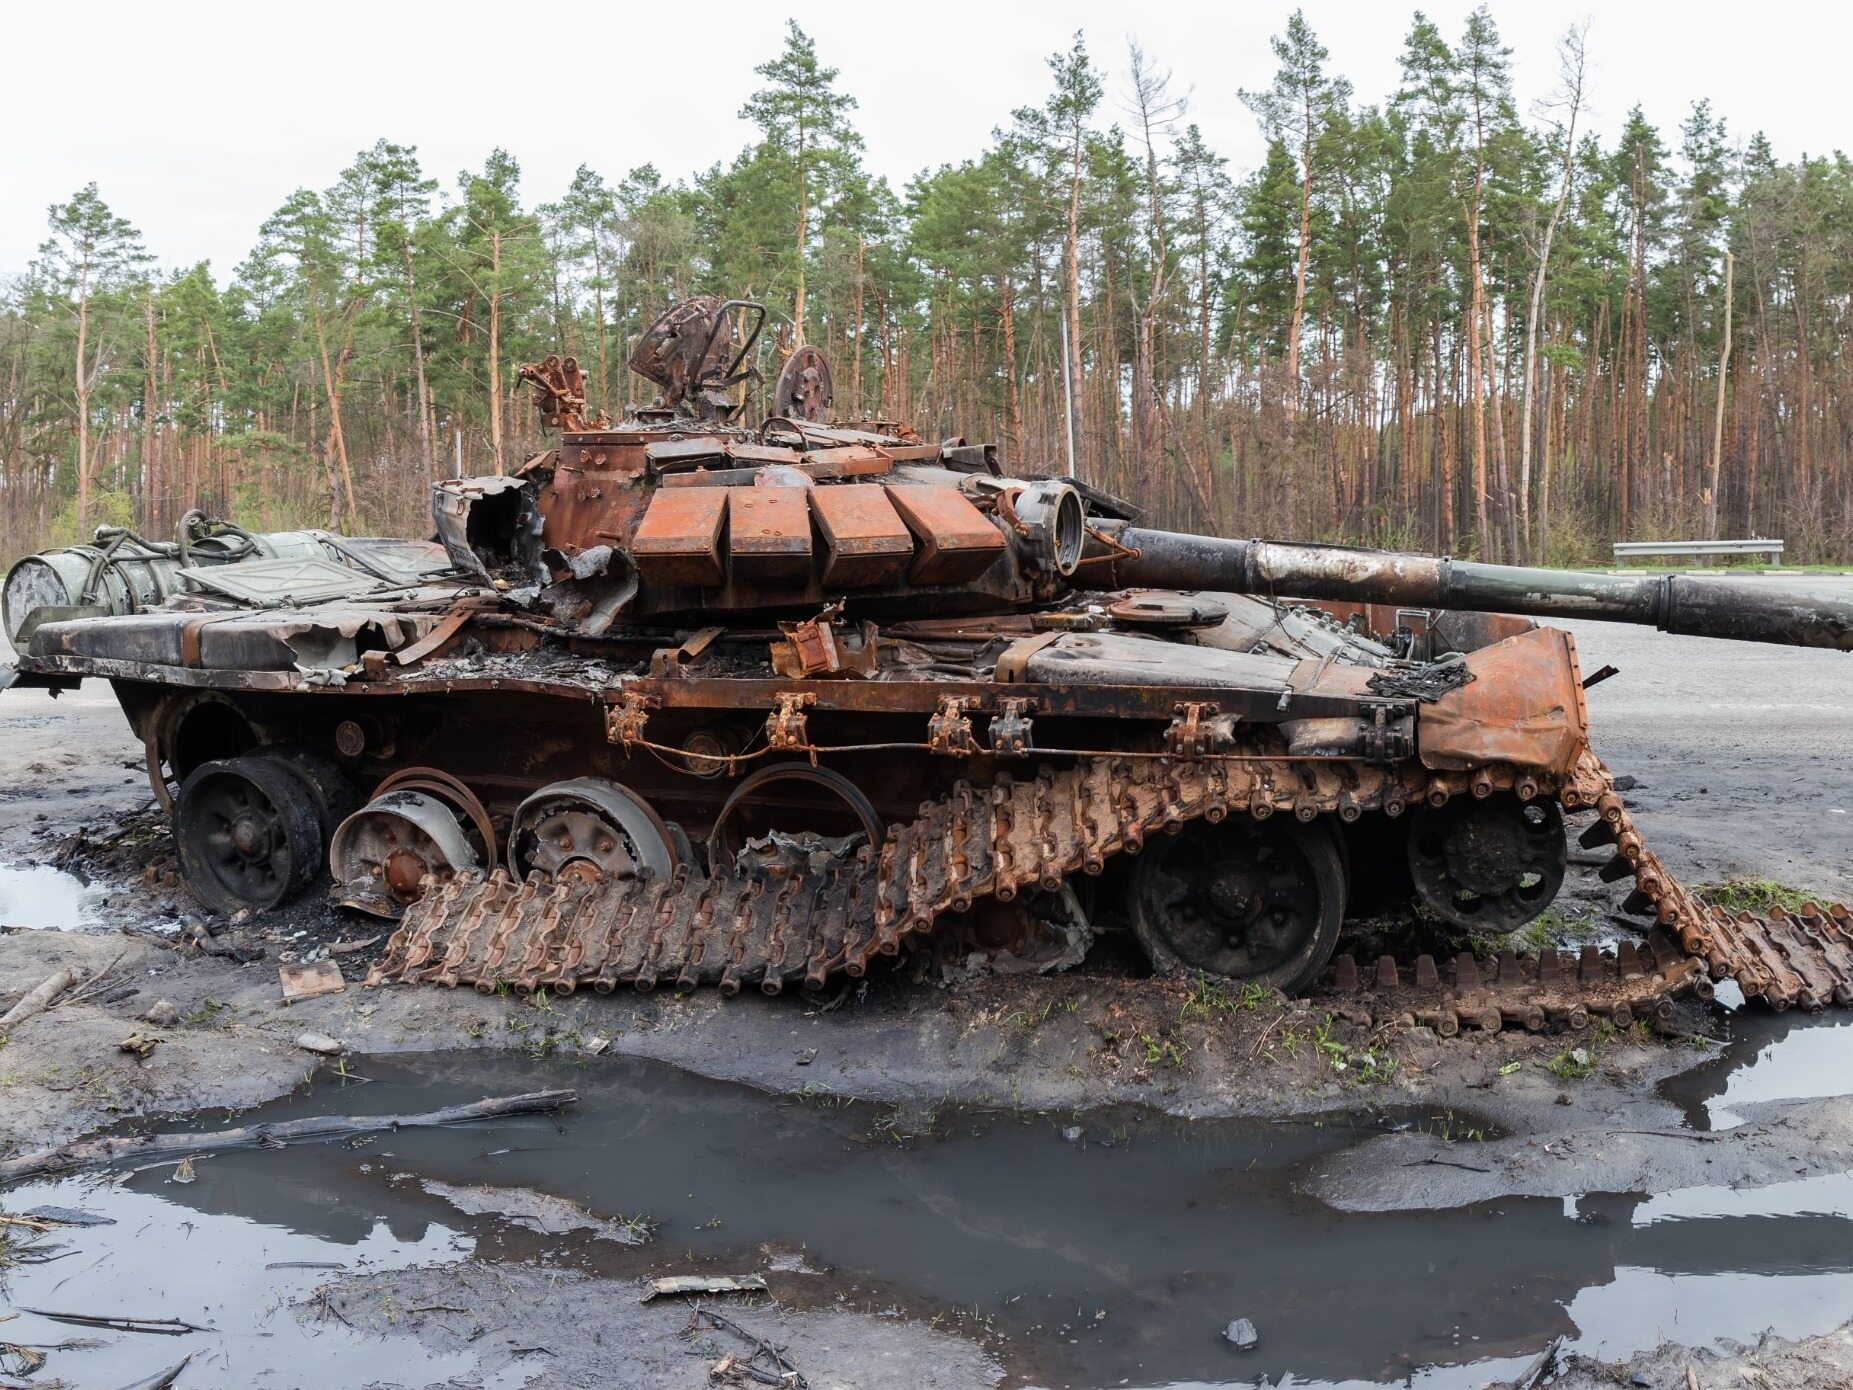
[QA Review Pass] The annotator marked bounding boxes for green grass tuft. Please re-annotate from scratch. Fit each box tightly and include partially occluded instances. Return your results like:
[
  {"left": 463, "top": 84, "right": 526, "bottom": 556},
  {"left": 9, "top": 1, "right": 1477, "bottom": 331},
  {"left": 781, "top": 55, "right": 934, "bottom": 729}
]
[
  {"left": 1177, "top": 974, "right": 1272, "bottom": 1023},
  {"left": 1512, "top": 908, "right": 1606, "bottom": 957},
  {"left": 1696, "top": 877, "right": 1820, "bottom": 916}
]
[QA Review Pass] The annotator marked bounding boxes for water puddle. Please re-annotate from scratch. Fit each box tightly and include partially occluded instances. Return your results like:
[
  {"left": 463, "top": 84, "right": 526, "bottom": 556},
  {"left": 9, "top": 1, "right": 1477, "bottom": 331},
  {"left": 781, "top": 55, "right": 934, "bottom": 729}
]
[
  {"left": 1662, "top": 1010, "right": 1853, "bottom": 1130},
  {"left": 0, "top": 1178, "right": 493, "bottom": 1389},
  {"left": 6, "top": 1054, "right": 1853, "bottom": 1389},
  {"left": 0, "top": 862, "right": 97, "bottom": 929}
]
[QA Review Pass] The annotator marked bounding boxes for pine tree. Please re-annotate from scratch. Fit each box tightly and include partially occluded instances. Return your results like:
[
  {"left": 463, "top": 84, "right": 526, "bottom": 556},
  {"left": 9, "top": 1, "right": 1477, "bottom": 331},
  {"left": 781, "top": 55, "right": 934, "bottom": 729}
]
[
  {"left": 740, "top": 21, "right": 862, "bottom": 347},
  {"left": 34, "top": 184, "right": 150, "bottom": 536}
]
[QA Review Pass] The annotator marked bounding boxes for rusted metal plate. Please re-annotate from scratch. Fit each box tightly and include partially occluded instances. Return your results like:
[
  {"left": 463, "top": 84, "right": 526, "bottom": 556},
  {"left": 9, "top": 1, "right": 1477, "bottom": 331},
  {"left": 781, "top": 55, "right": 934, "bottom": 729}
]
[
  {"left": 631, "top": 489, "right": 727, "bottom": 588},
  {"left": 280, "top": 960, "right": 346, "bottom": 1003},
  {"left": 811, "top": 485, "right": 914, "bottom": 588},
  {"left": 1306, "top": 601, "right": 1535, "bottom": 655},
  {"left": 727, "top": 488, "right": 813, "bottom": 584},
  {"left": 885, "top": 485, "right": 1007, "bottom": 584},
  {"left": 722, "top": 442, "right": 803, "bottom": 467},
  {"left": 800, "top": 445, "right": 892, "bottom": 479},
  {"left": 1419, "top": 626, "right": 1588, "bottom": 777},
  {"left": 644, "top": 437, "right": 728, "bottom": 471}
]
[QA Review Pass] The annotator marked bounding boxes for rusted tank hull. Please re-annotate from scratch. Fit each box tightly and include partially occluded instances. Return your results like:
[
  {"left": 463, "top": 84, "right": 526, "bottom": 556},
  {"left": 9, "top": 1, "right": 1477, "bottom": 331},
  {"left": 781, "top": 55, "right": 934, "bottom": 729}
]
[{"left": 12, "top": 296, "right": 1853, "bottom": 1024}]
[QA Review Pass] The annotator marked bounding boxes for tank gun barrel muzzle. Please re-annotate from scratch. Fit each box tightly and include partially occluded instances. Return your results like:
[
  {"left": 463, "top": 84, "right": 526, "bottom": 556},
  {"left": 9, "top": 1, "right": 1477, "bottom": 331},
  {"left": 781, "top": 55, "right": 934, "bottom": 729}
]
[{"left": 1106, "top": 530, "right": 1853, "bottom": 651}]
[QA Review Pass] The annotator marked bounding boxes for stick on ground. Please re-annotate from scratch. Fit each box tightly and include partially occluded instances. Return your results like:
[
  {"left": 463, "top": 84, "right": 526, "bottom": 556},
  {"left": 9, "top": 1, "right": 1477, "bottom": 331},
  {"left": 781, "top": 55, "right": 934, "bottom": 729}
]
[
  {"left": 18, "top": 1311, "right": 206, "bottom": 1336},
  {"left": 0, "top": 1090, "right": 576, "bottom": 1184},
  {"left": 113, "top": 1353, "right": 194, "bottom": 1390},
  {"left": 0, "top": 969, "right": 79, "bottom": 1037}
]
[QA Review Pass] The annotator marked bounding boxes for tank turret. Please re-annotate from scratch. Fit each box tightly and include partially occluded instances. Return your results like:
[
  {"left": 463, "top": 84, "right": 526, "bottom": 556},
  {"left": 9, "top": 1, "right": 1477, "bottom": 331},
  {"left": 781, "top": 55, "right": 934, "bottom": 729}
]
[{"left": 420, "top": 296, "right": 1853, "bottom": 655}]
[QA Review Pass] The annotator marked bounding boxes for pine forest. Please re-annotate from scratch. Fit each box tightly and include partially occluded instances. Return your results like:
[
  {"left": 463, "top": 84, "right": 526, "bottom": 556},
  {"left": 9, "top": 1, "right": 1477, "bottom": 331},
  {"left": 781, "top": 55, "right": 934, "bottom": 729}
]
[{"left": 3, "top": 10, "right": 1850, "bottom": 567}]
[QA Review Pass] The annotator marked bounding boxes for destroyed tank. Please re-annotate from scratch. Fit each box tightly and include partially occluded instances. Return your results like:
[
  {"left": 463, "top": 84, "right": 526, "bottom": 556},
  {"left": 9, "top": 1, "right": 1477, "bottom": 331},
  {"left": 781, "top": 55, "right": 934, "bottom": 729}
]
[{"left": 9, "top": 294, "right": 1853, "bottom": 1029}]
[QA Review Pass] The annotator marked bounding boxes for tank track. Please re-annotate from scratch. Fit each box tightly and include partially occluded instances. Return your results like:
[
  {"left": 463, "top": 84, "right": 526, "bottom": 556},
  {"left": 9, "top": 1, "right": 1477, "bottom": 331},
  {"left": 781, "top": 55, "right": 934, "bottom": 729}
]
[
  {"left": 366, "top": 749, "right": 1853, "bottom": 1026},
  {"left": 1574, "top": 749, "right": 1853, "bottom": 1012}
]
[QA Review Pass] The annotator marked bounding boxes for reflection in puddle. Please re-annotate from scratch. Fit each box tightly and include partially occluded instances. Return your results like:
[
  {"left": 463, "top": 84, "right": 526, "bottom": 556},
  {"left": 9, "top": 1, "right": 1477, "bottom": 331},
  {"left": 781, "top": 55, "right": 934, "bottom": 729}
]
[
  {"left": 3, "top": 1053, "right": 1850, "bottom": 1390},
  {"left": 0, "top": 862, "right": 95, "bottom": 929},
  {"left": 0, "top": 1177, "right": 491, "bottom": 1389},
  {"left": 1662, "top": 1011, "right": 1853, "bottom": 1130}
]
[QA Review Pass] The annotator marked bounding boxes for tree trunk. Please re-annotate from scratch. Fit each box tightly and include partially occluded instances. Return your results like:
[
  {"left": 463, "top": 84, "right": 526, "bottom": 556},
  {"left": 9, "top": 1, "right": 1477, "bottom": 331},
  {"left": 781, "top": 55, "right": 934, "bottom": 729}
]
[
  {"left": 306, "top": 261, "right": 359, "bottom": 529},
  {"left": 1285, "top": 92, "right": 1315, "bottom": 416},
  {"left": 403, "top": 238, "right": 435, "bottom": 479},
  {"left": 1465, "top": 204, "right": 1491, "bottom": 557},
  {"left": 1705, "top": 251, "right": 1733, "bottom": 539},
  {"left": 142, "top": 287, "right": 158, "bottom": 534},
  {"left": 793, "top": 116, "right": 809, "bottom": 345},
  {"left": 74, "top": 251, "right": 92, "bottom": 537},
  {"left": 488, "top": 229, "right": 504, "bottom": 475},
  {"left": 1064, "top": 125, "right": 1086, "bottom": 480},
  {"left": 850, "top": 233, "right": 865, "bottom": 417}
]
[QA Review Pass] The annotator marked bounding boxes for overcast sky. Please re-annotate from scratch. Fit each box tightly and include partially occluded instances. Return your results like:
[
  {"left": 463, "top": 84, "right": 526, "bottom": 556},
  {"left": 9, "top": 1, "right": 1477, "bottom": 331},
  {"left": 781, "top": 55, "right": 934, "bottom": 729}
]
[{"left": 3, "top": 0, "right": 1846, "bottom": 279}]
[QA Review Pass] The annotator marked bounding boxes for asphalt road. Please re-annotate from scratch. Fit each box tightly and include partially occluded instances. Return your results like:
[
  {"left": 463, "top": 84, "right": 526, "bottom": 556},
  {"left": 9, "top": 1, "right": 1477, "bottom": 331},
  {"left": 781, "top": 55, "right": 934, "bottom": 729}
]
[{"left": 1555, "top": 574, "right": 1853, "bottom": 902}]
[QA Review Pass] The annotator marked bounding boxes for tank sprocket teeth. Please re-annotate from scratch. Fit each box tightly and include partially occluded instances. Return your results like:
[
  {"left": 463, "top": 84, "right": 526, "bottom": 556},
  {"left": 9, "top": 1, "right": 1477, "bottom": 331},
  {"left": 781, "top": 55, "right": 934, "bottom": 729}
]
[{"left": 1578, "top": 820, "right": 1617, "bottom": 850}]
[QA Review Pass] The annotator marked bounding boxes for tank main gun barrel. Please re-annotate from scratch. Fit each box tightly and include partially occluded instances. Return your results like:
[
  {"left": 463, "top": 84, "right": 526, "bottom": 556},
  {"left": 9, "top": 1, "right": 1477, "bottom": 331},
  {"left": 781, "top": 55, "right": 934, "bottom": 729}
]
[{"left": 1105, "top": 530, "right": 1853, "bottom": 651}]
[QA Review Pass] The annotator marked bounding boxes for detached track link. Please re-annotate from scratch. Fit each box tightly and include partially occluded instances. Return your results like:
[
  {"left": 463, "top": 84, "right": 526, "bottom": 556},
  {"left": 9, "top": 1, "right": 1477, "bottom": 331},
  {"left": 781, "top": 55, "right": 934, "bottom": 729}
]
[
  {"left": 366, "top": 748, "right": 1853, "bottom": 1021},
  {"left": 1322, "top": 936, "right": 1710, "bottom": 1036}
]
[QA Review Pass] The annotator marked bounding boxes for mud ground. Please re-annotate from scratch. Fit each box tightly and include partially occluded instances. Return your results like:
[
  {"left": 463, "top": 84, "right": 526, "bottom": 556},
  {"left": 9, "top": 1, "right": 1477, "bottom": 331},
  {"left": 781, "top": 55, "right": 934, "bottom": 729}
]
[
  {"left": 6, "top": 600, "right": 1853, "bottom": 1387},
  {"left": 1546, "top": 1321, "right": 1853, "bottom": 1390}
]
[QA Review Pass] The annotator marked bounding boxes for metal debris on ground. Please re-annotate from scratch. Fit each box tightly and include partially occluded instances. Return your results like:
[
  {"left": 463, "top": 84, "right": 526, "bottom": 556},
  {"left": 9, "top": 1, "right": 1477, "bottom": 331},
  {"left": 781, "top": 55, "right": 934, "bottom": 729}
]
[{"left": 279, "top": 961, "right": 345, "bottom": 1004}]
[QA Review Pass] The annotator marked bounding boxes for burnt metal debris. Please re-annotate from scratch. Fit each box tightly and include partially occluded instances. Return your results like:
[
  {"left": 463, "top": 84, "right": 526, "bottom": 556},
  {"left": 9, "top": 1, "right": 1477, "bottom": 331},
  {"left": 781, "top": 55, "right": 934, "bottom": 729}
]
[{"left": 9, "top": 293, "right": 1853, "bottom": 1027}]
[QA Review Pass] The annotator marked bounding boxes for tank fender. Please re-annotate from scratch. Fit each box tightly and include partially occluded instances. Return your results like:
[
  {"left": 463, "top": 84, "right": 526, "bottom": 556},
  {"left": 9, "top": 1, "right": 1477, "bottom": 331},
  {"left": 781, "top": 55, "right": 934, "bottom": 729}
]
[{"left": 1417, "top": 626, "right": 1590, "bottom": 778}]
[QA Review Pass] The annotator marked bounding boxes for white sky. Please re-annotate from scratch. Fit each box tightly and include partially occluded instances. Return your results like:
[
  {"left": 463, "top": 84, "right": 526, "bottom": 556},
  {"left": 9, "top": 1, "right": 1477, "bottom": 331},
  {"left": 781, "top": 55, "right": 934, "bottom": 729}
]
[{"left": 2, "top": 0, "right": 1847, "bottom": 279}]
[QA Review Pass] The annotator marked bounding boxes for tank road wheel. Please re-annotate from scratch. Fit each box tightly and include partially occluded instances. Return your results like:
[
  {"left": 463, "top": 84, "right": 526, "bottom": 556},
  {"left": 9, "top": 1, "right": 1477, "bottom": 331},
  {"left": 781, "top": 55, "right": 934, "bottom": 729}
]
[
  {"left": 252, "top": 746, "right": 358, "bottom": 844},
  {"left": 773, "top": 345, "right": 834, "bottom": 422},
  {"left": 509, "top": 778, "right": 679, "bottom": 886},
  {"left": 371, "top": 768, "right": 498, "bottom": 875},
  {"left": 1130, "top": 818, "right": 1346, "bottom": 994},
  {"left": 706, "top": 763, "right": 884, "bottom": 873},
  {"left": 1406, "top": 793, "right": 1566, "bottom": 933},
  {"left": 175, "top": 756, "right": 324, "bottom": 915},
  {"left": 328, "top": 791, "right": 482, "bottom": 916}
]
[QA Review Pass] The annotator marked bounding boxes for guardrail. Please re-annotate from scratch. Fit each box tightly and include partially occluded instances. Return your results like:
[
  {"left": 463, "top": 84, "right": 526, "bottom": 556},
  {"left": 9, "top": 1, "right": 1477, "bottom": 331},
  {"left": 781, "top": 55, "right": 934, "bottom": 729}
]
[{"left": 1613, "top": 538, "right": 1784, "bottom": 566}]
